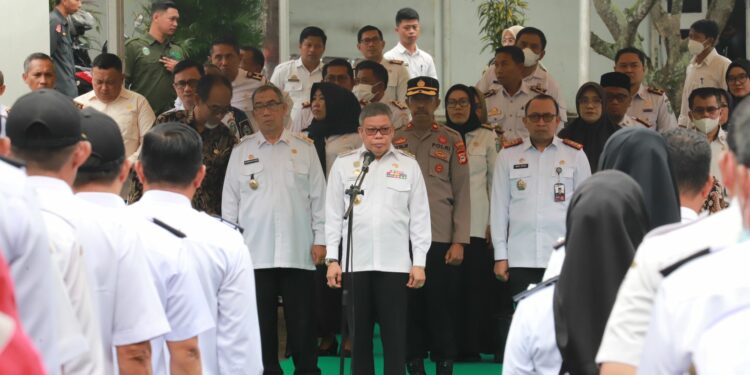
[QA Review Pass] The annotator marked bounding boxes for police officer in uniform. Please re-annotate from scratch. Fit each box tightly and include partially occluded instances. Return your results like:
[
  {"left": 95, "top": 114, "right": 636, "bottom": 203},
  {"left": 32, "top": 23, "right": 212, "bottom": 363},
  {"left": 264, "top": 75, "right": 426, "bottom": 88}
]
[
  {"left": 394, "top": 76, "right": 471, "bottom": 375},
  {"left": 49, "top": 0, "right": 80, "bottom": 97},
  {"left": 354, "top": 60, "right": 411, "bottom": 129},
  {"left": 356, "top": 25, "right": 410, "bottom": 103},
  {"left": 614, "top": 47, "right": 677, "bottom": 131}
]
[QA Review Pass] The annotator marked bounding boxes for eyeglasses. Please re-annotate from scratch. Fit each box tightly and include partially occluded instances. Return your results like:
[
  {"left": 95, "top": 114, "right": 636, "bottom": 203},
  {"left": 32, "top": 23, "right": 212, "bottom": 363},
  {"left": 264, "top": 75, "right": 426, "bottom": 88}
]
[
  {"left": 208, "top": 105, "right": 231, "bottom": 116},
  {"left": 727, "top": 73, "right": 748, "bottom": 85},
  {"left": 606, "top": 93, "right": 630, "bottom": 103},
  {"left": 173, "top": 79, "right": 199, "bottom": 90},
  {"left": 362, "top": 126, "right": 393, "bottom": 136},
  {"left": 577, "top": 97, "right": 602, "bottom": 106},
  {"left": 253, "top": 101, "right": 283, "bottom": 112},
  {"left": 691, "top": 106, "right": 720, "bottom": 115},
  {"left": 359, "top": 37, "right": 382, "bottom": 45},
  {"left": 526, "top": 113, "right": 557, "bottom": 122},
  {"left": 446, "top": 99, "right": 471, "bottom": 108}
]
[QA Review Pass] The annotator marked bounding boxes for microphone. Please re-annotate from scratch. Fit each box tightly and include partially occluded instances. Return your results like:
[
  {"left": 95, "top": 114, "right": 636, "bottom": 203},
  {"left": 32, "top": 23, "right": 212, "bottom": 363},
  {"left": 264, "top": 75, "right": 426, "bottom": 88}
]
[{"left": 362, "top": 151, "right": 375, "bottom": 169}]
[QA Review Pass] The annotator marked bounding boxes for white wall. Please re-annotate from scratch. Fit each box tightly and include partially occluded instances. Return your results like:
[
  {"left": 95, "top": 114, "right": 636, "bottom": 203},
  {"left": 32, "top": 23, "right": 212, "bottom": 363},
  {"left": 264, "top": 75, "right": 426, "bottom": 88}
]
[{"left": 0, "top": 0, "right": 50, "bottom": 104}]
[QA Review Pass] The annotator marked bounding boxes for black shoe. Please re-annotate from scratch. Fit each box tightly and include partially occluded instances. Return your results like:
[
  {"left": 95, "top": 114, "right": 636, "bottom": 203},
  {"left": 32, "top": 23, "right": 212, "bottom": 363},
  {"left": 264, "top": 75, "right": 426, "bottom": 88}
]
[
  {"left": 455, "top": 352, "right": 481, "bottom": 362},
  {"left": 436, "top": 360, "right": 454, "bottom": 375},
  {"left": 317, "top": 338, "right": 338, "bottom": 357},
  {"left": 406, "top": 359, "right": 426, "bottom": 375}
]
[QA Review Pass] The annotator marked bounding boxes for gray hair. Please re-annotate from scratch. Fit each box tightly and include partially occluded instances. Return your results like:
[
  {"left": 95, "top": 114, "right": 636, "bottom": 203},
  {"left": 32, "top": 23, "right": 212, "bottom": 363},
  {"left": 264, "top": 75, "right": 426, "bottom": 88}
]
[
  {"left": 359, "top": 102, "right": 393, "bottom": 126},
  {"left": 23, "top": 53, "right": 53, "bottom": 73},
  {"left": 251, "top": 84, "right": 284, "bottom": 105},
  {"left": 663, "top": 128, "right": 711, "bottom": 195}
]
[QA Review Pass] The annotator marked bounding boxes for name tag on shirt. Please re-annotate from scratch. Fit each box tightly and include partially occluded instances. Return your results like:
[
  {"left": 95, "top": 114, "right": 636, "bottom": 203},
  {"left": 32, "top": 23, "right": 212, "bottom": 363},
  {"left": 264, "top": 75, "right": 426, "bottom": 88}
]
[
  {"left": 244, "top": 158, "right": 259, "bottom": 165},
  {"left": 513, "top": 164, "right": 528, "bottom": 169}
]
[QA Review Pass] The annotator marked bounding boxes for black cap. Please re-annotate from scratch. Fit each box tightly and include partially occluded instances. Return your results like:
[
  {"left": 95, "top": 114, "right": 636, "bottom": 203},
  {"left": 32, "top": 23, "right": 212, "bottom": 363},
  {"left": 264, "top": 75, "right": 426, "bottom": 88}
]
[
  {"left": 406, "top": 76, "right": 439, "bottom": 97},
  {"left": 6, "top": 89, "right": 84, "bottom": 149},
  {"left": 79, "top": 108, "right": 125, "bottom": 172},
  {"left": 600, "top": 72, "right": 631, "bottom": 91}
]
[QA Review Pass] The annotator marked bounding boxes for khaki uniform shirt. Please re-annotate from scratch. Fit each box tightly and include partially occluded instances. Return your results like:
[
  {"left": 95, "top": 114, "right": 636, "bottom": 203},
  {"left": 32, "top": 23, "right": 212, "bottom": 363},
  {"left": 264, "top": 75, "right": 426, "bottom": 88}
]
[
  {"left": 124, "top": 34, "right": 187, "bottom": 115},
  {"left": 627, "top": 84, "right": 677, "bottom": 131},
  {"left": 379, "top": 58, "right": 410, "bottom": 103},
  {"left": 466, "top": 125, "right": 499, "bottom": 238}
]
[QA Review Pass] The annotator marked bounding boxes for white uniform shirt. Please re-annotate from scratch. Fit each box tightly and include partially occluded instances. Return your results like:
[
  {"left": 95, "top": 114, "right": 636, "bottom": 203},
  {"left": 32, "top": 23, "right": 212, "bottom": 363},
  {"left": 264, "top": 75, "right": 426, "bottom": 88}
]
[
  {"left": 466, "top": 126, "right": 499, "bottom": 238},
  {"left": 639, "top": 240, "right": 750, "bottom": 374},
  {"left": 627, "top": 84, "right": 677, "bottom": 131},
  {"left": 270, "top": 58, "right": 323, "bottom": 125},
  {"left": 0, "top": 160, "right": 61, "bottom": 375},
  {"left": 222, "top": 129, "right": 327, "bottom": 270},
  {"left": 75, "top": 89, "right": 156, "bottom": 163},
  {"left": 678, "top": 49, "right": 731, "bottom": 127},
  {"left": 490, "top": 137, "right": 591, "bottom": 267},
  {"left": 384, "top": 42, "right": 438, "bottom": 79},
  {"left": 129, "top": 190, "right": 263, "bottom": 375},
  {"left": 231, "top": 68, "right": 267, "bottom": 132},
  {"left": 291, "top": 100, "right": 410, "bottom": 134},
  {"left": 710, "top": 129, "right": 728, "bottom": 186},
  {"left": 378, "top": 58, "right": 410, "bottom": 102},
  {"left": 617, "top": 114, "right": 643, "bottom": 128},
  {"left": 597, "top": 202, "right": 741, "bottom": 367},
  {"left": 693, "top": 306, "right": 750, "bottom": 374},
  {"left": 325, "top": 146, "right": 431, "bottom": 272},
  {"left": 484, "top": 81, "right": 537, "bottom": 142},
  {"left": 80, "top": 192, "right": 214, "bottom": 375}
]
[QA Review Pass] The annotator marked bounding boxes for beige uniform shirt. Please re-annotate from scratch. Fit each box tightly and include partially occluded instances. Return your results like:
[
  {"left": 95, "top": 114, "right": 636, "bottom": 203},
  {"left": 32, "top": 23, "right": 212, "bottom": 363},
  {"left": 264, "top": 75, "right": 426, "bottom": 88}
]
[
  {"left": 379, "top": 58, "right": 410, "bottom": 103},
  {"left": 466, "top": 125, "right": 499, "bottom": 238},
  {"left": 627, "top": 84, "right": 677, "bottom": 131},
  {"left": 231, "top": 68, "right": 267, "bottom": 132},
  {"left": 324, "top": 133, "right": 363, "bottom": 176},
  {"left": 75, "top": 88, "right": 155, "bottom": 163},
  {"left": 484, "top": 81, "right": 537, "bottom": 142},
  {"left": 270, "top": 58, "right": 323, "bottom": 125},
  {"left": 393, "top": 122, "right": 471, "bottom": 244}
]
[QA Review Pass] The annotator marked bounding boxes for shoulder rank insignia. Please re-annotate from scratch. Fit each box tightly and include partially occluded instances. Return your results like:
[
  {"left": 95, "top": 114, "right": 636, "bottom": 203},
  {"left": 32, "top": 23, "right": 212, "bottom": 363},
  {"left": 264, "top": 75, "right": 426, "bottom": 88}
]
[
  {"left": 293, "top": 132, "right": 314, "bottom": 144},
  {"left": 209, "top": 214, "right": 245, "bottom": 234},
  {"left": 513, "top": 276, "right": 559, "bottom": 303},
  {"left": 73, "top": 101, "right": 85, "bottom": 110},
  {"left": 659, "top": 248, "right": 711, "bottom": 277},
  {"left": 359, "top": 99, "right": 370, "bottom": 107},
  {"left": 247, "top": 72, "right": 264, "bottom": 81},
  {"left": 152, "top": 218, "right": 187, "bottom": 238},
  {"left": 562, "top": 139, "right": 583, "bottom": 150},
  {"left": 503, "top": 138, "right": 523, "bottom": 148},
  {"left": 635, "top": 117, "right": 652, "bottom": 128},
  {"left": 530, "top": 84, "right": 547, "bottom": 94},
  {"left": 483, "top": 89, "right": 498, "bottom": 98},
  {"left": 389, "top": 59, "right": 404, "bottom": 65},
  {"left": 391, "top": 100, "right": 407, "bottom": 110},
  {"left": 302, "top": 101, "right": 311, "bottom": 109},
  {"left": 647, "top": 86, "right": 666, "bottom": 96},
  {"left": 397, "top": 149, "right": 415, "bottom": 159},
  {"left": 481, "top": 124, "right": 494, "bottom": 131}
]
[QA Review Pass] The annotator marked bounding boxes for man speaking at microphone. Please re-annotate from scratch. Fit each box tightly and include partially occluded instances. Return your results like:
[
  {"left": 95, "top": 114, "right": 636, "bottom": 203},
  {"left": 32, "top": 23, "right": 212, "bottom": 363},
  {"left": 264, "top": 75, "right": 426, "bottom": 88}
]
[{"left": 325, "top": 102, "right": 431, "bottom": 375}]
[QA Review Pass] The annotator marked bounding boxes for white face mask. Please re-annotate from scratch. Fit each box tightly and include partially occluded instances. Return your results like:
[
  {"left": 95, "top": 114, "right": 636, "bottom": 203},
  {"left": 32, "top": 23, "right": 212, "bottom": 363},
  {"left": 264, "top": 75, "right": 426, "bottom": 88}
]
[
  {"left": 688, "top": 39, "right": 707, "bottom": 56},
  {"left": 522, "top": 48, "right": 540, "bottom": 67},
  {"left": 692, "top": 117, "right": 719, "bottom": 134},
  {"left": 353, "top": 84, "right": 376, "bottom": 103}
]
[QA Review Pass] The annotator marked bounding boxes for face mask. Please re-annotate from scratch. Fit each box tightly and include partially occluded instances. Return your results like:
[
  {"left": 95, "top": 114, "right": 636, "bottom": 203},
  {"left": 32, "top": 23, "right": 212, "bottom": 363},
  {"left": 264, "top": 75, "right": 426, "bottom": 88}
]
[
  {"left": 353, "top": 84, "right": 376, "bottom": 102},
  {"left": 522, "top": 48, "right": 540, "bottom": 67},
  {"left": 692, "top": 117, "right": 719, "bottom": 134},
  {"left": 688, "top": 39, "right": 706, "bottom": 56}
]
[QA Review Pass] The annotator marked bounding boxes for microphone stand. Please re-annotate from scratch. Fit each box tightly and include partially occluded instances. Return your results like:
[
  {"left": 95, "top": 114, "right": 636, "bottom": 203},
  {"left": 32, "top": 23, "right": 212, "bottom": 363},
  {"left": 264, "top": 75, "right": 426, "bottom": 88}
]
[{"left": 339, "top": 154, "right": 372, "bottom": 375}]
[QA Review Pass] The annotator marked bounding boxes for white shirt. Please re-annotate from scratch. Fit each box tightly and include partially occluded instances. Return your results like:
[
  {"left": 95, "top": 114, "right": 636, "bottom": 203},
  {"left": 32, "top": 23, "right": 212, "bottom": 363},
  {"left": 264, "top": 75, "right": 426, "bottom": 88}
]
[
  {"left": 680, "top": 206, "right": 699, "bottom": 223},
  {"left": 466, "top": 126, "right": 498, "bottom": 238},
  {"left": 270, "top": 58, "right": 323, "bottom": 125},
  {"left": 326, "top": 146, "right": 431, "bottom": 272},
  {"left": 678, "top": 49, "right": 731, "bottom": 127},
  {"left": 80, "top": 192, "right": 214, "bottom": 375},
  {"left": 484, "top": 81, "right": 537, "bottom": 142},
  {"left": 0, "top": 159, "right": 61, "bottom": 375},
  {"left": 618, "top": 114, "right": 643, "bottom": 128},
  {"left": 639, "top": 239, "right": 750, "bottom": 374},
  {"left": 627, "top": 84, "right": 677, "bottom": 131},
  {"left": 693, "top": 305, "right": 750, "bottom": 374},
  {"left": 384, "top": 42, "right": 438, "bottom": 79},
  {"left": 491, "top": 137, "right": 591, "bottom": 267},
  {"left": 129, "top": 190, "right": 263, "bottom": 375},
  {"left": 26, "top": 176, "right": 106, "bottom": 375},
  {"left": 597, "top": 201, "right": 741, "bottom": 367},
  {"left": 222, "top": 129, "right": 327, "bottom": 270},
  {"left": 75, "top": 89, "right": 156, "bottom": 163},
  {"left": 231, "top": 68, "right": 267, "bottom": 132}
]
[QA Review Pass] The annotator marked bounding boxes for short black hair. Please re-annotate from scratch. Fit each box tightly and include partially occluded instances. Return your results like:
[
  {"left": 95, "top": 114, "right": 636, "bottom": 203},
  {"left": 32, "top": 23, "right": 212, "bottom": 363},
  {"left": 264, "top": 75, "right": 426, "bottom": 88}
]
[
  {"left": 92, "top": 53, "right": 123, "bottom": 73},
  {"left": 252, "top": 84, "right": 284, "bottom": 104},
  {"left": 151, "top": 1, "right": 178, "bottom": 14},
  {"left": 688, "top": 87, "right": 722, "bottom": 110},
  {"left": 210, "top": 35, "right": 240, "bottom": 55},
  {"left": 615, "top": 47, "right": 647, "bottom": 66},
  {"left": 196, "top": 74, "right": 232, "bottom": 102},
  {"left": 525, "top": 94, "right": 560, "bottom": 116},
  {"left": 323, "top": 58, "right": 354, "bottom": 80},
  {"left": 240, "top": 45, "right": 265, "bottom": 68},
  {"left": 299, "top": 26, "right": 327, "bottom": 46},
  {"left": 663, "top": 128, "right": 711, "bottom": 195},
  {"left": 690, "top": 19, "right": 720, "bottom": 41},
  {"left": 495, "top": 46, "right": 525, "bottom": 65},
  {"left": 23, "top": 53, "right": 52, "bottom": 73},
  {"left": 515, "top": 27, "right": 547, "bottom": 50},
  {"left": 396, "top": 7, "right": 420, "bottom": 25},
  {"left": 173, "top": 59, "right": 205, "bottom": 77},
  {"left": 357, "top": 25, "right": 383, "bottom": 43},
  {"left": 141, "top": 123, "right": 202, "bottom": 187},
  {"left": 355, "top": 60, "right": 389, "bottom": 86}
]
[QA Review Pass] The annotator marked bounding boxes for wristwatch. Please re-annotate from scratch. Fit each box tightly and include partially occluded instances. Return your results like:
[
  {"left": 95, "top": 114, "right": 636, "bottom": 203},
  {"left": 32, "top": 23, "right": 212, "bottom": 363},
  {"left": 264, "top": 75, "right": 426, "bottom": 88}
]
[{"left": 325, "top": 258, "right": 339, "bottom": 266}]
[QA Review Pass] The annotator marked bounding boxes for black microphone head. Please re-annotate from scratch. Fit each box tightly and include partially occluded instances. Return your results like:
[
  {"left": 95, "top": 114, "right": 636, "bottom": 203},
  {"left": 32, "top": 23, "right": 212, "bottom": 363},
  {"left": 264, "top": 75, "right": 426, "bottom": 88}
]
[{"left": 363, "top": 151, "right": 376, "bottom": 167}]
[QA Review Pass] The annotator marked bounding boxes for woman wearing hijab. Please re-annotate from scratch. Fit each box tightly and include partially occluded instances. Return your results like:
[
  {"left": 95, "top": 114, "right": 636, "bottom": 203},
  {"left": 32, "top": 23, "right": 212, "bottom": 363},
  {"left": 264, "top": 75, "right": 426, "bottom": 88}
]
[
  {"left": 558, "top": 82, "right": 620, "bottom": 171},
  {"left": 726, "top": 58, "right": 750, "bottom": 105},
  {"left": 598, "top": 127, "right": 682, "bottom": 228},
  {"left": 304, "top": 82, "right": 362, "bottom": 356},
  {"left": 445, "top": 84, "right": 499, "bottom": 360},
  {"left": 502, "top": 25, "right": 524, "bottom": 47}
]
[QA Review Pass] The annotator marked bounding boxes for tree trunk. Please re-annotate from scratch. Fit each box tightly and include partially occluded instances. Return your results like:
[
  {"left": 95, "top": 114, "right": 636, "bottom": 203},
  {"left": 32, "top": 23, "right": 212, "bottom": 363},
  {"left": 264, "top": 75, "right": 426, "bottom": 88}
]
[{"left": 263, "top": 0, "right": 280, "bottom": 76}]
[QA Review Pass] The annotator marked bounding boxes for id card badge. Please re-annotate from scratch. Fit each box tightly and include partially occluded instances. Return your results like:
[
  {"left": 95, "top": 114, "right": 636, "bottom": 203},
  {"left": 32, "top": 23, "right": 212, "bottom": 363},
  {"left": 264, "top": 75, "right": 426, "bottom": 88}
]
[{"left": 554, "top": 183, "right": 566, "bottom": 202}]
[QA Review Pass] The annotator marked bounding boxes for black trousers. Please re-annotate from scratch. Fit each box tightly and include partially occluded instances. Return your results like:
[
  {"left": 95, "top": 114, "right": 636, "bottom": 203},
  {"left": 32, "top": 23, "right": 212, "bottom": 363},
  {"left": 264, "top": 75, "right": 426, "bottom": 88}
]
[
  {"left": 457, "top": 237, "right": 496, "bottom": 355},
  {"left": 508, "top": 267, "right": 545, "bottom": 298},
  {"left": 314, "top": 264, "right": 342, "bottom": 337},
  {"left": 407, "top": 242, "right": 460, "bottom": 362},
  {"left": 255, "top": 268, "right": 320, "bottom": 375},
  {"left": 344, "top": 271, "right": 408, "bottom": 375}
]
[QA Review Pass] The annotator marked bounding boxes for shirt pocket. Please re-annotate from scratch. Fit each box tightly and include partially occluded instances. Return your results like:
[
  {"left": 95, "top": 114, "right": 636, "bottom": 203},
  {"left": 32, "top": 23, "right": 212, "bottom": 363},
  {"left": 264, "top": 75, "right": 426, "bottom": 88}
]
[
  {"left": 287, "top": 158, "right": 310, "bottom": 190},
  {"left": 241, "top": 161, "right": 264, "bottom": 192},
  {"left": 385, "top": 178, "right": 411, "bottom": 207},
  {"left": 509, "top": 168, "right": 531, "bottom": 199},
  {"left": 428, "top": 153, "right": 450, "bottom": 181}
]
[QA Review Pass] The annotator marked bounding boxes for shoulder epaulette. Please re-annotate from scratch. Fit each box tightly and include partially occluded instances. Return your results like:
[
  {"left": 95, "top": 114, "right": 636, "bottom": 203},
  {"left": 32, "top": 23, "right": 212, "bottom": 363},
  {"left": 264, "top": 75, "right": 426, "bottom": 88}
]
[
  {"left": 396, "top": 149, "right": 415, "bottom": 159},
  {"left": 151, "top": 218, "right": 186, "bottom": 238},
  {"left": 210, "top": 214, "right": 244, "bottom": 234},
  {"left": 562, "top": 138, "right": 583, "bottom": 150},
  {"left": 389, "top": 59, "right": 404, "bottom": 65},
  {"left": 481, "top": 124, "right": 494, "bottom": 131},
  {"left": 293, "top": 132, "right": 314, "bottom": 144},
  {"left": 530, "top": 84, "right": 547, "bottom": 94},
  {"left": 553, "top": 238, "right": 565, "bottom": 250},
  {"left": 73, "top": 101, "right": 85, "bottom": 110},
  {"left": 503, "top": 138, "right": 523, "bottom": 148},
  {"left": 338, "top": 149, "right": 357, "bottom": 157},
  {"left": 0, "top": 155, "right": 24, "bottom": 169},
  {"left": 483, "top": 89, "right": 498, "bottom": 98},
  {"left": 635, "top": 117, "right": 652, "bottom": 128},
  {"left": 391, "top": 100, "right": 407, "bottom": 110},
  {"left": 647, "top": 86, "right": 666, "bottom": 96},
  {"left": 302, "top": 101, "right": 311, "bottom": 109},
  {"left": 659, "top": 248, "right": 711, "bottom": 277},
  {"left": 513, "top": 276, "right": 559, "bottom": 303},
  {"left": 441, "top": 125, "right": 461, "bottom": 137},
  {"left": 247, "top": 72, "right": 264, "bottom": 81}
]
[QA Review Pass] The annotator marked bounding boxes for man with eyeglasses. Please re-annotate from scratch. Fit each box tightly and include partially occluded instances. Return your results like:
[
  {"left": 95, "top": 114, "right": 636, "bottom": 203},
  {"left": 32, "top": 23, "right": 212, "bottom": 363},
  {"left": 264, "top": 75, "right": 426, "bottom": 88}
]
[
  {"left": 129, "top": 74, "right": 237, "bottom": 216},
  {"left": 393, "top": 76, "right": 470, "bottom": 375},
  {"left": 614, "top": 47, "right": 677, "bottom": 131},
  {"left": 491, "top": 94, "right": 590, "bottom": 302},
  {"left": 222, "top": 84, "right": 325, "bottom": 375},
  {"left": 688, "top": 87, "right": 729, "bottom": 187},
  {"left": 357, "top": 25, "right": 410, "bottom": 103},
  {"left": 600, "top": 72, "right": 639, "bottom": 128}
]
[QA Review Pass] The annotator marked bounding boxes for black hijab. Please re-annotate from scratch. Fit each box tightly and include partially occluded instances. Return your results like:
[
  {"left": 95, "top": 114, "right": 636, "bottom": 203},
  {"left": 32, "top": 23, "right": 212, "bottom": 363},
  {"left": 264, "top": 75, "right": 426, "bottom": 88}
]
[
  {"left": 726, "top": 58, "right": 750, "bottom": 105},
  {"left": 558, "top": 82, "right": 620, "bottom": 172},
  {"left": 445, "top": 84, "right": 482, "bottom": 142},
  {"left": 599, "top": 127, "right": 681, "bottom": 229},
  {"left": 305, "top": 82, "right": 361, "bottom": 170},
  {"left": 554, "top": 171, "right": 650, "bottom": 375}
]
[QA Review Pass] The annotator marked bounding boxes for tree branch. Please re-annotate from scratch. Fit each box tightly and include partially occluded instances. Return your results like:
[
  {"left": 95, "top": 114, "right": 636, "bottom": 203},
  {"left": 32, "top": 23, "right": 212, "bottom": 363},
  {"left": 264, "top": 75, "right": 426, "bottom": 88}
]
[
  {"left": 590, "top": 31, "right": 617, "bottom": 59},
  {"left": 623, "top": 0, "right": 658, "bottom": 46},
  {"left": 593, "top": 0, "right": 623, "bottom": 41},
  {"left": 706, "top": 0, "right": 735, "bottom": 35}
]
